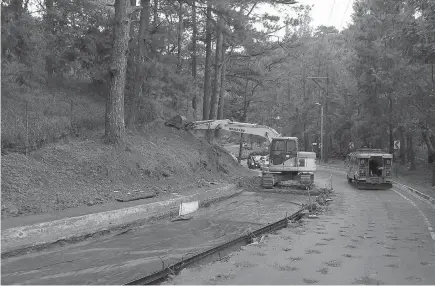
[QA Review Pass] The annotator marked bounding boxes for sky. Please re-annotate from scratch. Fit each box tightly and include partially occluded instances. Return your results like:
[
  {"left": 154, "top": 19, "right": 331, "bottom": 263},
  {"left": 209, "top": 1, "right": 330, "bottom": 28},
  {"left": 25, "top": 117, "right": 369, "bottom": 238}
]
[
  {"left": 298, "top": 0, "right": 355, "bottom": 30},
  {"left": 257, "top": 0, "right": 355, "bottom": 37}
]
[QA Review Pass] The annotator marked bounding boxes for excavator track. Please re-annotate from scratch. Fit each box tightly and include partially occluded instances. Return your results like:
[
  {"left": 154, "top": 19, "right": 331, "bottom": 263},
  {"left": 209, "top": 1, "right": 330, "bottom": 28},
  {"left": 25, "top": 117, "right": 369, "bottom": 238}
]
[{"left": 262, "top": 173, "right": 275, "bottom": 189}]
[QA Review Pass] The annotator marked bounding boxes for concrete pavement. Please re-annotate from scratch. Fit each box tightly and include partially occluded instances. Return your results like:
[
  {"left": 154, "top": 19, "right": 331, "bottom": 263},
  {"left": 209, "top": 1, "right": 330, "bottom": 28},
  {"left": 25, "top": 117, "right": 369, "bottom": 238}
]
[
  {"left": 1, "top": 183, "right": 241, "bottom": 258},
  {"left": 169, "top": 170, "right": 435, "bottom": 285},
  {"left": 1, "top": 189, "right": 309, "bottom": 285}
]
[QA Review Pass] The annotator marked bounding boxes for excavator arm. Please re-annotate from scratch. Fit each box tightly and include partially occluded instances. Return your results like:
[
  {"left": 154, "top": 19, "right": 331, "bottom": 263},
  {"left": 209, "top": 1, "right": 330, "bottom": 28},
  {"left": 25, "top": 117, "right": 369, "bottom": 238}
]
[
  {"left": 184, "top": 119, "right": 281, "bottom": 142},
  {"left": 164, "top": 115, "right": 280, "bottom": 142}
]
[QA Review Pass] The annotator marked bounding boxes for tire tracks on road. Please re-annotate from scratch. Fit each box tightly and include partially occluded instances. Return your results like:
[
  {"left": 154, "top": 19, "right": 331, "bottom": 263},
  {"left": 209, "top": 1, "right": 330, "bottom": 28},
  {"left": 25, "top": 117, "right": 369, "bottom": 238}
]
[{"left": 319, "top": 166, "right": 435, "bottom": 242}]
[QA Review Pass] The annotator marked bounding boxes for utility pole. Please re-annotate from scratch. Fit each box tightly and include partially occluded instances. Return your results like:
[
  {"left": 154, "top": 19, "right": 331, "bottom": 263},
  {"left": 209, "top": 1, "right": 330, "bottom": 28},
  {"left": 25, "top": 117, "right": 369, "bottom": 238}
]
[
  {"left": 315, "top": 100, "right": 324, "bottom": 163},
  {"left": 320, "top": 99, "right": 324, "bottom": 163},
  {"left": 308, "top": 76, "right": 328, "bottom": 164},
  {"left": 326, "top": 72, "right": 329, "bottom": 163}
]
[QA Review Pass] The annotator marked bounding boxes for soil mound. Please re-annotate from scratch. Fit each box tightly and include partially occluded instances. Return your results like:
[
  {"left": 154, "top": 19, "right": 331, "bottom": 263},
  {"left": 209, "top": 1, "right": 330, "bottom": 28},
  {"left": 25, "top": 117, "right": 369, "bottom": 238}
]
[{"left": 1, "top": 121, "right": 245, "bottom": 218}]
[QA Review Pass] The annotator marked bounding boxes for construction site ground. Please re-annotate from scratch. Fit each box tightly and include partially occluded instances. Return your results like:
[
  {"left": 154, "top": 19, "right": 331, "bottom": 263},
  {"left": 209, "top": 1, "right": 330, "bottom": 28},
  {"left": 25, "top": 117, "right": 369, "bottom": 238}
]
[{"left": 1, "top": 174, "right": 324, "bottom": 285}]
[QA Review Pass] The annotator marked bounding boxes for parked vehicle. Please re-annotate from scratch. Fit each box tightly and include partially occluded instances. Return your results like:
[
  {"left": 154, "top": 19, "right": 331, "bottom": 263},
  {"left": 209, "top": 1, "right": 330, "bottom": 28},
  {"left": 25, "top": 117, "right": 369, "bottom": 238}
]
[
  {"left": 259, "top": 155, "right": 270, "bottom": 170},
  {"left": 346, "top": 148, "right": 393, "bottom": 189},
  {"left": 247, "top": 150, "right": 269, "bottom": 169},
  {"left": 248, "top": 155, "right": 262, "bottom": 169}
]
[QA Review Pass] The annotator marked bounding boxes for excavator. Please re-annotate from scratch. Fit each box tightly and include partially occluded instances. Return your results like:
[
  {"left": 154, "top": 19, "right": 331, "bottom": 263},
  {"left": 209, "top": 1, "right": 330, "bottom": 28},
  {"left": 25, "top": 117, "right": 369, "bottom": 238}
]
[{"left": 165, "top": 116, "right": 317, "bottom": 189}]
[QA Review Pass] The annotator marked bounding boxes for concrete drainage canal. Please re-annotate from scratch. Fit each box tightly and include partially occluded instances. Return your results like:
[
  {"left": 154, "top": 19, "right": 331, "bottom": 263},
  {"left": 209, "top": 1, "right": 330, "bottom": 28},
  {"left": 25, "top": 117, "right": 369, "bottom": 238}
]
[
  {"left": 125, "top": 188, "right": 331, "bottom": 285},
  {"left": 0, "top": 187, "right": 332, "bottom": 285}
]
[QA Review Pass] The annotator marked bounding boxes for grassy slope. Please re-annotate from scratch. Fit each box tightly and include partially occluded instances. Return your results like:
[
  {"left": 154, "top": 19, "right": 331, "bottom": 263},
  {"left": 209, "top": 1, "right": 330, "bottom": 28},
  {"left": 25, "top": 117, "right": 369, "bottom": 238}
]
[{"left": 1, "top": 119, "right": 249, "bottom": 219}]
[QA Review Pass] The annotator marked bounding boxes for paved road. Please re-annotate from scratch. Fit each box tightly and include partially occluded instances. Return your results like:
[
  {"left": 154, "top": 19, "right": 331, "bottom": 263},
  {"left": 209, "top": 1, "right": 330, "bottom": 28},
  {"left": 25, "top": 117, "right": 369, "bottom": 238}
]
[
  {"left": 1, "top": 188, "right": 307, "bottom": 285},
  {"left": 169, "top": 169, "right": 435, "bottom": 285}
]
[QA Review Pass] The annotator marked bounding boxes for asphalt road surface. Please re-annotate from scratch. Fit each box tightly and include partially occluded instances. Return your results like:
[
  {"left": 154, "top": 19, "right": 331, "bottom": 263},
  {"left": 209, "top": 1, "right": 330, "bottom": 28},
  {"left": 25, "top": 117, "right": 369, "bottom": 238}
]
[
  {"left": 169, "top": 168, "right": 435, "bottom": 285},
  {"left": 1, "top": 186, "right": 307, "bottom": 285}
]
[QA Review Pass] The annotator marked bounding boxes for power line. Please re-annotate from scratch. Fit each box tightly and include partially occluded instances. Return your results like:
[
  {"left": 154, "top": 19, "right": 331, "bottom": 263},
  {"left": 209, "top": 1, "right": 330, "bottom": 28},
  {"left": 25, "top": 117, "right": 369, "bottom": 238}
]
[
  {"left": 328, "top": 0, "right": 336, "bottom": 25},
  {"left": 340, "top": 0, "right": 352, "bottom": 28}
]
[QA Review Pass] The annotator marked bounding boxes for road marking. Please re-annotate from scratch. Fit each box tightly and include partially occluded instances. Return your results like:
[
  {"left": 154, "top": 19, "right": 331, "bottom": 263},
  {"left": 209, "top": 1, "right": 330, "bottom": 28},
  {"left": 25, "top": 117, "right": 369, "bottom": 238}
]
[{"left": 393, "top": 189, "right": 435, "bottom": 242}]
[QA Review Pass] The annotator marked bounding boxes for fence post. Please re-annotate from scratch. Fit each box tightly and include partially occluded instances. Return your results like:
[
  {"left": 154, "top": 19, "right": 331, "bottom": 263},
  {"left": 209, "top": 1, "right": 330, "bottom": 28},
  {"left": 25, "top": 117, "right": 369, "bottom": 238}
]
[{"left": 25, "top": 102, "right": 29, "bottom": 155}]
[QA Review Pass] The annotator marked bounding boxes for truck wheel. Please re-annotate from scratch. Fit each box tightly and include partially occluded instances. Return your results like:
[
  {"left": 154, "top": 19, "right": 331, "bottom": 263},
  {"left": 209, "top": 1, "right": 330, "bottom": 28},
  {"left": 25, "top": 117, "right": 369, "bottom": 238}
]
[{"left": 347, "top": 176, "right": 352, "bottom": 183}]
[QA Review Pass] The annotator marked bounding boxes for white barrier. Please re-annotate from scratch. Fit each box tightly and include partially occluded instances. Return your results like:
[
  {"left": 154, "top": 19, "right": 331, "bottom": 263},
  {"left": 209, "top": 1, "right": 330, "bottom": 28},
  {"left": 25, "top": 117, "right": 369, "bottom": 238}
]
[{"left": 179, "top": 201, "right": 199, "bottom": 216}]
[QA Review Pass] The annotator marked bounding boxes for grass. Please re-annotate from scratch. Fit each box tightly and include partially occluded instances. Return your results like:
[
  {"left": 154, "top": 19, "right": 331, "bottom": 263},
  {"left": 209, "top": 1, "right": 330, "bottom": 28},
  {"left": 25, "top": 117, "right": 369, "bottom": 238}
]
[
  {"left": 1, "top": 82, "right": 167, "bottom": 153},
  {"left": 1, "top": 87, "right": 105, "bottom": 153}
]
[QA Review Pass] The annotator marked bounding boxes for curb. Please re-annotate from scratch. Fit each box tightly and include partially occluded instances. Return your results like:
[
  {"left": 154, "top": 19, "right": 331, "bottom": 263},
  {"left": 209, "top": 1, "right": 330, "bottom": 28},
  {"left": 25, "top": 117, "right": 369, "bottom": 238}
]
[
  {"left": 318, "top": 164, "right": 435, "bottom": 208},
  {"left": 392, "top": 182, "right": 435, "bottom": 208},
  {"left": 1, "top": 184, "right": 240, "bottom": 259}
]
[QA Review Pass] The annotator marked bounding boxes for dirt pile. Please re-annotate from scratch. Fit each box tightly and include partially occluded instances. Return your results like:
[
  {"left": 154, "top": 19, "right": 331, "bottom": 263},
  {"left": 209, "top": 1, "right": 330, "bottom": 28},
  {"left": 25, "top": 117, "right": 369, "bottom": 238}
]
[{"left": 1, "top": 120, "right": 247, "bottom": 218}]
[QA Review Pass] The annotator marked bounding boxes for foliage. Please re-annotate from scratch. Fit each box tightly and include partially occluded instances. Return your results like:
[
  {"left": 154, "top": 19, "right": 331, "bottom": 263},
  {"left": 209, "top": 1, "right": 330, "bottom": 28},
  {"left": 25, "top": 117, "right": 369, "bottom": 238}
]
[{"left": 2, "top": 0, "right": 434, "bottom": 175}]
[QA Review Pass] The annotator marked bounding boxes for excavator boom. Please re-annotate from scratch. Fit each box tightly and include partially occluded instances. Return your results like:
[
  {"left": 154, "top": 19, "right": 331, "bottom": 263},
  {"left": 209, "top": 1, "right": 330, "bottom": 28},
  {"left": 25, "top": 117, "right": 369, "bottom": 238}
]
[{"left": 184, "top": 119, "right": 281, "bottom": 142}]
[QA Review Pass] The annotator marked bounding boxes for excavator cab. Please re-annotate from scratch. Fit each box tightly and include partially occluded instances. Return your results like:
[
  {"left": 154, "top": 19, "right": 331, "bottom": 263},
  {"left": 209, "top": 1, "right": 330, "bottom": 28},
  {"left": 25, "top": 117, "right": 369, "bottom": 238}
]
[
  {"left": 263, "top": 137, "right": 316, "bottom": 188},
  {"left": 268, "top": 137, "right": 300, "bottom": 171},
  {"left": 269, "top": 138, "right": 298, "bottom": 166}
]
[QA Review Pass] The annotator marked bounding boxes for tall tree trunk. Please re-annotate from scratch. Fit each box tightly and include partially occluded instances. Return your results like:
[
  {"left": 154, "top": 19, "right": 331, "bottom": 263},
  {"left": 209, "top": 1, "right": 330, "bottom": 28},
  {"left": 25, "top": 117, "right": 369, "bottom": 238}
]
[
  {"left": 421, "top": 127, "right": 435, "bottom": 187},
  {"left": 126, "top": 0, "right": 149, "bottom": 128},
  {"left": 10, "top": 0, "right": 23, "bottom": 20},
  {"left": 202, "top": 1, "right": 212, "bottom": 120},
  {"left": 209, "top": 13, "right": 224, "bottom": 120},
  {"left": 44, "top": 0, "right": 55, "bottom": 77},
  {"left": 237, "top": 80, "right": 249, "bottom": 163},
  {"left": 126, "top": 0, "right": 137, "bottom": 95},
  {"left": 238, "top": 134, "right": 244, "bottom": 164},
  {"left": 407, "top": 133, "right": 416, "bottom": 170},
  {"left": 389, "top": 95, "right": 394, "bottom": 155},
  {"left": 398, "top": 125, "right": 406, "bottom": 164},
  {"left": 217, "top": 39, "right": 227, "bottom": 120},
  {"left": 323, "top": 74, "right": 329, "bottom": 163},
  {"left": 302, "top": 66, "right": 306, "bottom": 99},
  {"left": 177, "top": 0, "right": 183, "bottom": 72},
  {"left": 105, "top": 0, "right": 131, "bottom": 145},
  {"left": 151, "top": 0, "right": 158, "bottom": 56},
  {"left": 153, "top": 0, "right": 158, "bottom": 27},
  {"left": 324, "top": 102, "right": 329, "bottom": 163},
  {"left": 191, "top": 0, "right": 198, "bottom": 120},
  {"left": 303, "top": 122, "right": 309, "bottom": 151}
]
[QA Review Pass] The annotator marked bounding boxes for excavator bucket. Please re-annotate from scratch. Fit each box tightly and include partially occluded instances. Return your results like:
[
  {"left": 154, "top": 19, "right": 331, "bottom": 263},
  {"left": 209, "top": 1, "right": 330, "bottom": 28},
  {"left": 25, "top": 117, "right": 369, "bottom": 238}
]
[{"left": 165, "top": 115, "right": 187, "bottom": 129}]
